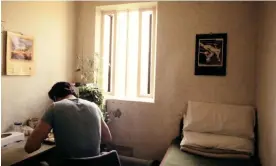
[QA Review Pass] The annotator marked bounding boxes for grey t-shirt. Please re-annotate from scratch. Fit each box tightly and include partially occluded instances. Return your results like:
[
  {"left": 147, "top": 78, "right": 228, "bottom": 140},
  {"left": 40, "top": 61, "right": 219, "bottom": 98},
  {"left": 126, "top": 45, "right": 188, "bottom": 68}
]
[{"left": 42, "top": 98, "right": 102, "bottom": 158}]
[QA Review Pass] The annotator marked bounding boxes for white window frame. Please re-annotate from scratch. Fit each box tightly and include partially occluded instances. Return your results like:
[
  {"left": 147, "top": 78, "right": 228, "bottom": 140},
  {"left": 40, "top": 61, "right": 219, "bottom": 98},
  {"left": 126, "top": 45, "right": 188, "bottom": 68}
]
[
  {"left": 96, "top": 3, "right": 157, "bottom": 102},
  {"left": 100, "top": 10, "right": 116, "bottom": 97}
]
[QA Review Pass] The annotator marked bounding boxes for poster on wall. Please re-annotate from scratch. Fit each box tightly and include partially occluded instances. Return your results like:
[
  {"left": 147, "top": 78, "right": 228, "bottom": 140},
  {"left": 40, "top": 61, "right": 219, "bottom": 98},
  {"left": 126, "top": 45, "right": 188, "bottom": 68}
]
[
  {"left": 6, "top": 31, "right": 35, "bottom": 76},
  {"left": 194, "top": 33, "right": 227, "bottom": 76}
]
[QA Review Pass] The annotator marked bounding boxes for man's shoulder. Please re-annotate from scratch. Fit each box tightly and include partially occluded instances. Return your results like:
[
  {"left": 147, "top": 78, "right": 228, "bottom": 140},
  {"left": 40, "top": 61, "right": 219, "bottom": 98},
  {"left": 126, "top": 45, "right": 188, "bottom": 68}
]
[
  {"left": 78, "top": 98, "right": 97, "bottom": 105},
  {"left": 72, "top": 99, "right": 99, "bottom": 109},
  {"left": 54, "top": 98, "right": 98, "bottom": 108}
]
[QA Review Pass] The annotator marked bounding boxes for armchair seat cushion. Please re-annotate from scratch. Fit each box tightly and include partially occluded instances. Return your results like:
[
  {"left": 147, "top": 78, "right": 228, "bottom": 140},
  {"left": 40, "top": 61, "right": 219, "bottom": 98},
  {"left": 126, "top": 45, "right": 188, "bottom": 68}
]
[{"left": 161, "top": 138, "right": 257, "bottom": 166}]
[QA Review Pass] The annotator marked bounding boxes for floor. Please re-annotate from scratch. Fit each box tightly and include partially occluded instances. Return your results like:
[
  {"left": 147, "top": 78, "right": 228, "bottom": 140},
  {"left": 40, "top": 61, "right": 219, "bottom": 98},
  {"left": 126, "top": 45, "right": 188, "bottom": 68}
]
[{"left": 120, "top": 155, "right": 160, "bottom": 166}]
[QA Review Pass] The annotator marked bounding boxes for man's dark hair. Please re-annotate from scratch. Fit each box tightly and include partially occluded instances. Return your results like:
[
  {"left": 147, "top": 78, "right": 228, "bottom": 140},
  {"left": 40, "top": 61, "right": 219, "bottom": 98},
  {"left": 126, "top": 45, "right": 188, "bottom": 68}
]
[{"left": 48, "top": 82, "right": 77, "bottom": 101}]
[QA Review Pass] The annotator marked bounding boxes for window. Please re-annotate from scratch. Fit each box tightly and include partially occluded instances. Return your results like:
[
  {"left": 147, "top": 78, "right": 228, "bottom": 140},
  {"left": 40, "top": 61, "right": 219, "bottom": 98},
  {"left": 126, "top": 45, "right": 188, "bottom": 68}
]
[{"left": 98, "top": 3, "right": 157, "bottom": 100}]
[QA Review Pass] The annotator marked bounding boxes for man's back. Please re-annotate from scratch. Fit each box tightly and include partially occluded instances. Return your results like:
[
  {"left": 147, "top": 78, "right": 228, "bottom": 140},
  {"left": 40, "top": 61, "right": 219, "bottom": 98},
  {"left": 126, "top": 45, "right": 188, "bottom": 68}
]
[{"left": 42, "top": 98, "right": 102, "bottom": 158}]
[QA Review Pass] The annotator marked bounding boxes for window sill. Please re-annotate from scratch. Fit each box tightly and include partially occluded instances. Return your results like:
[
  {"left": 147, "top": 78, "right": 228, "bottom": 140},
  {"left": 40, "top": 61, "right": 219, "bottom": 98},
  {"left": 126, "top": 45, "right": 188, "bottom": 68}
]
[{"left": 104, "top": 95, "right": 154, "bottom": 103}]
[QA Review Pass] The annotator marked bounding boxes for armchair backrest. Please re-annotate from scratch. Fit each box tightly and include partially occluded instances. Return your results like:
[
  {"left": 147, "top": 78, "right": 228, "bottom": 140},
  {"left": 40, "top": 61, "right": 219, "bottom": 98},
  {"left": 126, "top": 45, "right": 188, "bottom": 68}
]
[{"left": 62, "top": 150, "right": 121, "bottom": 166}]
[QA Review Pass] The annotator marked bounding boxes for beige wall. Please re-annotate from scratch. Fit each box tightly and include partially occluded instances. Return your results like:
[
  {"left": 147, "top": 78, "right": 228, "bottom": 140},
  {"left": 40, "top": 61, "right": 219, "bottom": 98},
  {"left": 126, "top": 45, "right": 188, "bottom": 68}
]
[
  {"left": 256, "top": 2, "right": 276, "bottom": 166},
  {"left": 77, "top": 2, "right": 258, "bottom": 159},
  {"left": 2, "top": 2, "right": 275, "bottom": 165},
  {"left": 1, "top": 2, "right": 76, "bottom": 131}
]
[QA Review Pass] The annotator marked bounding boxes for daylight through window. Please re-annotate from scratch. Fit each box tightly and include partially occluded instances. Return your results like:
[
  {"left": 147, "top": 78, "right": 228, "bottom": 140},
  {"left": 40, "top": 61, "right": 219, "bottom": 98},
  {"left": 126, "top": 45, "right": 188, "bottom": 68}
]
[{"left": 101, "top": 6, "right": 156, "bottom": 100}]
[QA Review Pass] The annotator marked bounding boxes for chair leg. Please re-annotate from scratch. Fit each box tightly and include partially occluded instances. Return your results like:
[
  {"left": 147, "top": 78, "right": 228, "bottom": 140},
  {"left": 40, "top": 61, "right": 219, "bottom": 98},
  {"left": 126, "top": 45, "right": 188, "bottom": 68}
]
[{"left": 40, "top": 161, "right": 49, "bottom": 166}]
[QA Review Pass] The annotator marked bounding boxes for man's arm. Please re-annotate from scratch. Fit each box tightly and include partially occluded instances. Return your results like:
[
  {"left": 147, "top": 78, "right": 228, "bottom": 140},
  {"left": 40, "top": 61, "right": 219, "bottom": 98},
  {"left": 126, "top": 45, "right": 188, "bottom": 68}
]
[
  {"left": 101, "top": 118, "right": 112, "bottom": 143},
  {"left": 24, "top": 120, "right": 52, "bottom": 153},
  {"left": 25, "top": 104, "right": 54, "bottom": 153}
]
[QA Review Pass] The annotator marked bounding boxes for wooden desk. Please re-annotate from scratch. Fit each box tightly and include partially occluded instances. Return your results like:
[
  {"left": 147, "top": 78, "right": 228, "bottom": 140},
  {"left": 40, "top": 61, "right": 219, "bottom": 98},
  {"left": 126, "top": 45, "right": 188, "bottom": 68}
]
[{"left": 1, "top": 139, "right": 55, "bottom": 166}]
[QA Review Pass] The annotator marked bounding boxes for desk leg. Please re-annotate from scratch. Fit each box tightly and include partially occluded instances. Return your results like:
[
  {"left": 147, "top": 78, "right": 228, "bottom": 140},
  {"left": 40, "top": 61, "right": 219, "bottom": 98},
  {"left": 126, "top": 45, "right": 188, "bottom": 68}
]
[
  {"left": 12, "top": 148, "right": 57, "bottom": 166},
  {"left": 12, "top": 157, "right": 41, "bottom": 166}
]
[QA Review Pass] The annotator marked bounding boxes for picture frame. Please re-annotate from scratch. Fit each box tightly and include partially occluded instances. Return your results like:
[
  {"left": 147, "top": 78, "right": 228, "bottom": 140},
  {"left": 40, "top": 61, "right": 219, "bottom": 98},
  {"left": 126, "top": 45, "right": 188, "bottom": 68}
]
[
  {"left": 194, "top": 33, "right": 227, "bottom": 76},
  {"left": 5, "top": 31, "right": 35, "bottom": 76}
]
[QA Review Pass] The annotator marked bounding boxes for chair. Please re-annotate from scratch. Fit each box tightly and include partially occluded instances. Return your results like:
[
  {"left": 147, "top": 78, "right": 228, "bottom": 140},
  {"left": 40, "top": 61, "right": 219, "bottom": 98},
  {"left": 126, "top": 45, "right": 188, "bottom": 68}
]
[{"left": 61, "top": 150, "right": 121, "bottom": 166}]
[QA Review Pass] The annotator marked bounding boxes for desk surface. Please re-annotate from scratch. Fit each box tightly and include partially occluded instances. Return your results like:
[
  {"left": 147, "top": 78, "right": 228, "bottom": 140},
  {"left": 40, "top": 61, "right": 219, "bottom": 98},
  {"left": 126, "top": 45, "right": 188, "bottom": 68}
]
[{"left": 1, "top": 138, "right": 55, "bottom": 166}]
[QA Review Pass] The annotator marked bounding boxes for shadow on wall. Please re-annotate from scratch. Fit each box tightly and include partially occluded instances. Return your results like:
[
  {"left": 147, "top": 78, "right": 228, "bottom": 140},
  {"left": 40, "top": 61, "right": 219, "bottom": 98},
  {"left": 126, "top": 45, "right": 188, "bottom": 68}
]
[{"left": 2, "top": 31, "right": 7, "bottom": 75}]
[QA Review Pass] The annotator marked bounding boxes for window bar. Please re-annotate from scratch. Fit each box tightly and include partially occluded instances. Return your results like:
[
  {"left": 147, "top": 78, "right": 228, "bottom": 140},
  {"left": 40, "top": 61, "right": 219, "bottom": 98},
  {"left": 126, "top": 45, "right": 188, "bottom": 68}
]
[
  {"left": 151, "top": 8, "right": 156, "bottom": 98},
  {"left": 147, "top": 14, "right": 152, "bottom": 95},
  {"left": 111, "top": 13, "right": 117, "bottom": 96},
  {"left": 137, "top": 10, "right": 142, "bottom": 97},
  {"left": 125, "top": 11, "right": 130, "bottom": 96},
  {"left": 107, "top": 15, "right": 113, "bottom": 92}
]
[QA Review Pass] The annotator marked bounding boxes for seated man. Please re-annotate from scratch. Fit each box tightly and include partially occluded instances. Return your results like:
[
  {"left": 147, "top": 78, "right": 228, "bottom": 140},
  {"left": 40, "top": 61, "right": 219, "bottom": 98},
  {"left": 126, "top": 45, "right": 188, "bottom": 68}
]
[{"left": 25, "top": 82, "right": 112, "bottom": 164}]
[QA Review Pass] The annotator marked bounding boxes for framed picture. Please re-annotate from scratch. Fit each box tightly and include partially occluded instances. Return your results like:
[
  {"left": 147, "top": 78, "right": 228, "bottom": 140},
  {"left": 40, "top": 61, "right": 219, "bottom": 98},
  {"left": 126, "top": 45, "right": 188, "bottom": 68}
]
[
  {"left": 194, "top": 33, "right": 227, "bottom": 76},
  {"left": 6, "top": 31, "right": 35, "bottom": 76}
]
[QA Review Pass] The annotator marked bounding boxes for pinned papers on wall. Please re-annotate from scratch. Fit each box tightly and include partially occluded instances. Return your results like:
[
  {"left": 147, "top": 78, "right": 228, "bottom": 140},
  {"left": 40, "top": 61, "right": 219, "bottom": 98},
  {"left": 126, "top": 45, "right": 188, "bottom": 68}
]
[{"left": 5, "top": 31, "right": 35, "bottom": 76}]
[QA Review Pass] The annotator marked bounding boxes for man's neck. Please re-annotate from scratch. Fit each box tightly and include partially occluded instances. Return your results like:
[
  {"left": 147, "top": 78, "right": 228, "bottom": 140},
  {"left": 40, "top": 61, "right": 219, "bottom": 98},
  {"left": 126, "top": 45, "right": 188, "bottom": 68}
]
[{"left": 64, "top": 95, "right": 77, "bottom": 100}]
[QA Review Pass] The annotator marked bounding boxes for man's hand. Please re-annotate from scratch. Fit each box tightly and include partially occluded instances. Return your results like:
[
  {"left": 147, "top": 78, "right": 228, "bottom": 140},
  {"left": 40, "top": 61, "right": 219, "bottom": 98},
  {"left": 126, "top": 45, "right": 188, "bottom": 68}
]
[
  {"left": 101, "top": 118, "right": 112, "bottom": 143},
  {"left": 24, "top": 120, "right": 52, "bottom": 153}
]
